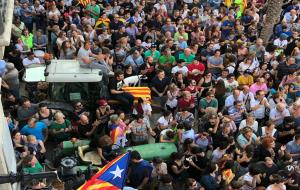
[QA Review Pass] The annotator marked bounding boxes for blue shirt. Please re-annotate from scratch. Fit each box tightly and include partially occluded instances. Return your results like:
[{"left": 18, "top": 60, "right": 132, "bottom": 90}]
[
  {"left": 237, "top": 133, "right": 257, "bottom": 148},
  {"left": 286, "top": 140, "right": 300, "bottom": 160},
  {"left": 129, "top": 160, "right": 153, "bottom": 188},
  {"left": 200, "top": 174, "right": 220, "bottom": 190},
  {"left": 20, "top": 121, "right": 47, "bottom": 141}
]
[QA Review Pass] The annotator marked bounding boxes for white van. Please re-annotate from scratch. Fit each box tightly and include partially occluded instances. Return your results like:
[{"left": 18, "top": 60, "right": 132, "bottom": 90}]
[
  {"left": 23, "top": 60, "right": 105, "bottom": 111},
  {"left": 23, "top": 59, "right": 103, "bottom": 83}
]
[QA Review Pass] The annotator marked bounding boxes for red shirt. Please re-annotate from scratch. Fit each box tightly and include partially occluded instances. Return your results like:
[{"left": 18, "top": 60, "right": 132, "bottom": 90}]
[
  {"left": 185, "top": 86, "right": 201, "bottom": 95},
  {"left": 178, "top": 97, "right": 195, "bottom": 110},
  {"left": 187, "top": 62, "right": 205, "bottom": 82},
  {"left": 187, "top": 62, "right": 205, "bottom": 72}
]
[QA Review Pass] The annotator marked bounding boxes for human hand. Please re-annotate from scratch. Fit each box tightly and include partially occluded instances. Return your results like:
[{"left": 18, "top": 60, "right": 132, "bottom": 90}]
[{"left": 280, "top": 145, "right": 286, "bottom": 151}]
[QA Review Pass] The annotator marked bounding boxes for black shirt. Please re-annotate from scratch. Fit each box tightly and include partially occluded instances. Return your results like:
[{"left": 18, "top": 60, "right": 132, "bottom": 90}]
[
  {"left": 77, "top": 123, "right": 92, "bottom": 139},
  {"left": 277, "top": 62, "right": 300, "bottom": 80},
  {"left": 188, "top": 155, "right": 208, "bottom": 180},
  {"left": 256, "top": 162, "right": 279, "bottom": 187},
  {"left": 150, "top": 76, "right": 170, "bottom": 96},
  {"left": 109, "top": 21, "right": 124, "bottom": 31},
  {"left": 109, "top": 78, "right": 124, "bottom": 92},
  {"left": 121, "top": 2, "right": 134, "bottom": 10},
  {"left": 277, "top": 125, "right": 296, "bottom": 145},
  {"left": 211, "top": 130, "right": 230, "bottom": 149}
]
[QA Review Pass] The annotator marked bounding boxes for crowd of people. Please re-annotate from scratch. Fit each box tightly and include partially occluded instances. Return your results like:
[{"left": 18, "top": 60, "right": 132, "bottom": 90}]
[{"left": 1, "top": 0, "right": 300, "bottom": 189}]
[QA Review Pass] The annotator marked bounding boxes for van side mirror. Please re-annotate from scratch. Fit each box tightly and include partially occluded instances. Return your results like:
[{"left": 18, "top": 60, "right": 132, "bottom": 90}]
[
  {"left": 44, "top": 72, "right": 49, "bottom": 76},
  {"left": 98, "top": 71, "right": 102, "bottom": 76}
]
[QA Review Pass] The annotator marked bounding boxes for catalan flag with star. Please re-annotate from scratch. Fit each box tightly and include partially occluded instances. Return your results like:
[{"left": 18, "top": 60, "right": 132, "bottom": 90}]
[{"left": 78, "top": 152, "right": 131, "bottom": 190}]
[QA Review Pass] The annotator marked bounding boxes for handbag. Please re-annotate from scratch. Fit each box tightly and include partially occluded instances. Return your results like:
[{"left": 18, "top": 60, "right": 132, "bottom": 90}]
[{"left": 244, "top": 94, "right": 251, "bottom": 112}]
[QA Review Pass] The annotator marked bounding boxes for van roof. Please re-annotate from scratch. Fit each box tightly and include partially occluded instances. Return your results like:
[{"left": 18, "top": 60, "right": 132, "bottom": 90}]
[{"left": 23, "top": 60, "right": 103, "bottom": 83}]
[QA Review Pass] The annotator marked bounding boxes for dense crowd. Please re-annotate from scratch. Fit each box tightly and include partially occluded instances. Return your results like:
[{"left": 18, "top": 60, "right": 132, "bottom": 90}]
[{"left": 2, "top": 0, "right": 300, "bottom": 189}]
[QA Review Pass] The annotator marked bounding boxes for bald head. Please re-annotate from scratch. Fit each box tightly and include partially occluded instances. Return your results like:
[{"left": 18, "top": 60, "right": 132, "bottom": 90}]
[
  {"left": 233, "top": 89, "right": 240, "bottom": 98},
  {"left": 256, "top": 38, "right": 263, "bottom": 46},
  {"left": 80, "top": 114, "right": 89, "bottom": 124},
  {"left": 243, "top": 85, "right": 250, "bottom": 92},
  {"left": 184, "top": 48, "right": 191, "bottom": 55},
  {"left": 276, "top": 103, "right": 286, "bottom": 112}
]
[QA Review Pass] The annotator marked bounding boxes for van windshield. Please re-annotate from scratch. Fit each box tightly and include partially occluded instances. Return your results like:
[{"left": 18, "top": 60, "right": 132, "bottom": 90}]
[{"left": 50, "top": 83, "right": 89, "bottom": 102}]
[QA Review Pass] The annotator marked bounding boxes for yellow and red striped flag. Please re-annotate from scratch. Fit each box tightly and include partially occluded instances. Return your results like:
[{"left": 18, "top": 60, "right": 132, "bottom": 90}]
[{"left": 78, "top": 0, "right": 91, "bottom": 7}]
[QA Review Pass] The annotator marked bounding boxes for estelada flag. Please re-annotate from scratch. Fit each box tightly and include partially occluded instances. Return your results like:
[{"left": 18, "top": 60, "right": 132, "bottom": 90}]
[
  {"left": 78, "top": 0, "right": 91, "bottom": 7},
  {"left": 78, "top": 152, "right": 131, "bottom": 190}
]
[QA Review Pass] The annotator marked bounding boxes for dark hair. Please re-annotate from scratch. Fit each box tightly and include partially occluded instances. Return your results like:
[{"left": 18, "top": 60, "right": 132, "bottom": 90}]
[
  {"left": 39, "top": 103, "right": 47, "bottom": 108},
  {"left": 284, "top": 116, "right": 295, "bottom": 125},
  {"left": 131, "top": 150, "right": 142, "bottom": 160},
  {"left": 270, "top": 174, "right": 284, "bottom": 184},
  {"left": 185, "top": 178, "right": 196, "bottom": 188},
  {"left": 61, "top": 40, "right": 70, "bottom": 55},
  {"left": 256, "top": 90, "right": 264, "bottom": 96},
  {"left": 156, "top": 69, "right": 164, "bottom": 74},
  {"left": 234, "top": 100, "right": 242, "bottom": 105},
  {"left": 4, "top": 110, "right": 11, "bottom": 118},
  {"left": 215, "top": 79, "right": 226, "bottom": 96},
  {"left": 219, "top": 141, "right": 229, "bottom": 150},
  {"left": 166, "top": 130, "right": 175, "bottom": 139},
  {"left": 222, "top": 160, "right": 235, "bottom": 170},
  {"left": 102, "top": 47, "right": 110, "bottom": 55},
  {"left": 183, "top": 122, "right": 192, "bottom": 130},
  {"left": 227, "top": 73, "right": 235, "bottom": 79},
  {"left": 163, "top": 110, "right": 172, "bottom": 117},
  {"left": 124, "top": 64, "right": 132, "bottom": 70},
  {"left": 206, "top": 91, "right": 213, "bottom": 97},
  {"left": 295, "top": 134, "right": 300, "bottom": 140},
  {"left": 11, "top": 129, "right": 20, "bottom": 138},
  {"left": 152, "top": 156, "right": 163, "bottom": 164},
  {"left": 114, "top": 70, "right": 124, "bottom": 77},
  {"left": 244, "top": 145, "right": 254, "bottom": 157},
  {"left": 214, "top": 49, "right": 221, "bottom": 54},
  {"left": 190, "top": 146, "right": 204, "bottom": 154},
  {"left": 22, "top": 154, "right": 34, "bottom": 167},
  {"left": 27, "top": 51, "right": 34, "bottom": 57},
  {"left": 207, "top": 163, "right": 217, "bottom": 173},
  {"left": 20, "top": 97, "right": 30, "bottom": 105},
  {"left": 249, "top": 164, "right": 261, "bottom": 176},
  {"left": 136, "top": 114, "right": 144, "bottom": 120},
  {"left": 137, "top": 97, "right": 144, "bottom": 104},
  {"left": 170, "top": 152, "right": 184, "bottom": 161}
]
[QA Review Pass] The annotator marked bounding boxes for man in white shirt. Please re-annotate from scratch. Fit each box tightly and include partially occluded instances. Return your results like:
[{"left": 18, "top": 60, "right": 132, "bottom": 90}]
[
  {"left": 273, "top": 34, "right": 288, "bottom": 49},
  {"left": 240, "top": 85, "right": 254, "bottom": 112},
  {"left": 225, "top": 89, "right": 243, "bottom": 109},
  {"left": 171, "top": 59, "right": 189, "bottom": 76},
  {"left": 250, "top": 90, "right": 270, "bottom": 123},
  {"left": 22, "top": 52, "right": 41, "bottom": 67},
  {"left": 77, "top": 41, "right": 111, "bottom": 74},
  {"left": 283, "top": 9, "right": 298, "bottom": 23},
  {"left": 269, "top": 103, "right": 290, "bottom": 126},
  {"left": 154, "top": 0, "right": 167, "bottom": 13}
]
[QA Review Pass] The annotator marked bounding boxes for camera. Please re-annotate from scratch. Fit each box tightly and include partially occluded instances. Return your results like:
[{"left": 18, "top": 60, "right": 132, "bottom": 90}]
[{"left": 184, "top": 157, "right": 192, "bottom": 166}]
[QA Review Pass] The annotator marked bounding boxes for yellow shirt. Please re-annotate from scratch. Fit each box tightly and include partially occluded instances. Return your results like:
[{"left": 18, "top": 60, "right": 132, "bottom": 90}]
[{"left": 237, "top": 75, "right": 254, "bottom": 86}]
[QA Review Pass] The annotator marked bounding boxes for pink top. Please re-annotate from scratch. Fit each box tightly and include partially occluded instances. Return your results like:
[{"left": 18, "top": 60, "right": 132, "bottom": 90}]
[
  {"left": 250, "top": 83, "right": 268, "bottom": 95},
  {"left": 118, "top": 121, "right": 127, "bottom": 137}
]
